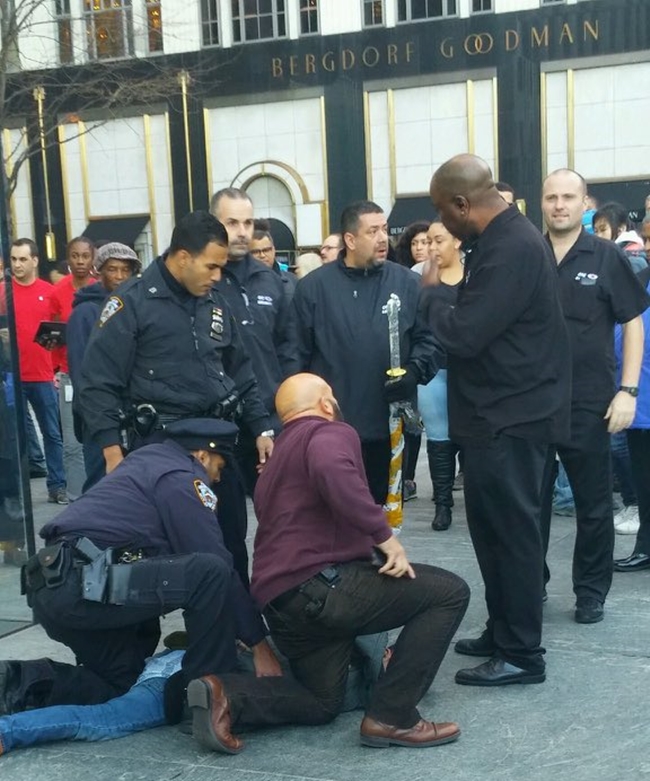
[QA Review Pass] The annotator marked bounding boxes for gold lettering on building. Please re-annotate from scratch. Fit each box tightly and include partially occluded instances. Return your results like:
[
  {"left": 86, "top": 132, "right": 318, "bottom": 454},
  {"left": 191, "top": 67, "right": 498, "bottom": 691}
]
[
  {"left": 342, "top": 49, "right": 355, "bottom": 70},
  {"left": 272, "top": 57, "right": 283, "bottom": 78},
  {"left": 387, "top": 44, "right": 398, "bottom": 64},
  {"left": 584, "top": 20, "right": 599, "bottom": 41},
  {"left": 531, "top": 25, "right": 549, "bottom": 48},
  {"left": 559, "top": 23, "right": 574, "bottom": 44},
  {"left": 322, "top": 51, "right": 335, "bottom": 72},
  {"left": 405, "top": 41, "right": 415, "bottom": 62},
  {"left": 289, "top": 55, "right": 298, "bottom": 76},
  {"left": 464, "top": 33, "right": 494, "bottom": 56},
  {"left": 362, "top": 47, "right": 380, "bottom": 67},
  {"left": 440, "top": 37, "right": 454, "bottom": 59},
  {"left": 305, "top": 53, "right": 316, "bottom": 74},
  {"left": 505, "top": 29, "right": 519, "bottom": 52}
]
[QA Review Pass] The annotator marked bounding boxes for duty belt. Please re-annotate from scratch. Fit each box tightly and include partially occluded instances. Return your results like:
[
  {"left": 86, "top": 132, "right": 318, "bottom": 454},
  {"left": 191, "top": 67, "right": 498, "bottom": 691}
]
[{"left": 270, "top": 565, "right": 342, "bottom": 614}]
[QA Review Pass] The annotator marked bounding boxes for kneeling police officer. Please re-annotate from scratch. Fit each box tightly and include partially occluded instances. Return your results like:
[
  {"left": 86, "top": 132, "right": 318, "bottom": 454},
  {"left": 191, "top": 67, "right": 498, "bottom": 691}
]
[{"left": 1, "top": 420, "right": 280, "bottom": 717}]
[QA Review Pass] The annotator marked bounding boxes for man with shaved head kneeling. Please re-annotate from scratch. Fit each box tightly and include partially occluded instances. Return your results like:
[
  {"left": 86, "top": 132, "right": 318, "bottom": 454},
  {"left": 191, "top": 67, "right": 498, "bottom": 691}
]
[{"left": 187, "top": 373, "right": 469, "bottom": 753}]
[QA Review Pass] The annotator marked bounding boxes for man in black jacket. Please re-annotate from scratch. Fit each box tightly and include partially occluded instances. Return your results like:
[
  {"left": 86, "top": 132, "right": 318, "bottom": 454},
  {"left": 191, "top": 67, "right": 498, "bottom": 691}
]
[
  {"left": 428, "top": 154, "right": 571, "bottom": 686},
  {"left": 209, "top": 189, "right": 298, "bottom": 493},
  {"left": 292, "top": 200, "right": 438, "bottom": 505},
  {"left": 77, "top": 212, "right": 273, "bottom": 586}
]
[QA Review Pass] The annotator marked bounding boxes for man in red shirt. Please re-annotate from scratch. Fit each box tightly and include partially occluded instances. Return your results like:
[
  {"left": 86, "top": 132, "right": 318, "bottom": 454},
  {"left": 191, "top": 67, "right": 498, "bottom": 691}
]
[
  {"left": 1, "top": 240, "right": 67, "bottom": 504},
  {"left": 50, "top": 238, "right": 96, "bottom": 499}
]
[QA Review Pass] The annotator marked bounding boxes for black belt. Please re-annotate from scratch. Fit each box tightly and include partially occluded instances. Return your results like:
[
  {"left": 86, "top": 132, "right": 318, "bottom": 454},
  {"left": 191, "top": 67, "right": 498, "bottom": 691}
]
[{"left": 270, "top": 565, "right": 342, "bottom": 612}]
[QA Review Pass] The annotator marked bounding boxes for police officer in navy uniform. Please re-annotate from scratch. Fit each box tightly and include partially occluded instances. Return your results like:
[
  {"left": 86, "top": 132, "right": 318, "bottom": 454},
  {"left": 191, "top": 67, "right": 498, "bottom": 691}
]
[
  {"left": 0, "top": 419, "right": 280, "bottom": 718},
  {"left": 76, "top": 212, "right": 275, "bottom": 586}
]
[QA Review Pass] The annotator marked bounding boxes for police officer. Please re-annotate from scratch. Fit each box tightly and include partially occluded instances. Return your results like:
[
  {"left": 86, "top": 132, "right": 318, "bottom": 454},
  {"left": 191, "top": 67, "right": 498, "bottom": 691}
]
[
  {"left": 1, "top": 419, "right": 280, "bottom": 718},
  {"left": 76, "top": 211, "right": 274, "bottom": 585},
  {"left": 209, "top": 188, "right": 298, "bottom": 494}
]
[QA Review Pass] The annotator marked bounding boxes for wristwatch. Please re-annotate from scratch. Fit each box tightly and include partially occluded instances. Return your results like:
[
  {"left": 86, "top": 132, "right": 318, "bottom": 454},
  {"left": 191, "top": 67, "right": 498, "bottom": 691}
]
[
  {"left": 259, "top": 429, "right": 275, "bottom": 438},
  {"left": 619, "top": 386, "right": 639, "bottom": 397}
]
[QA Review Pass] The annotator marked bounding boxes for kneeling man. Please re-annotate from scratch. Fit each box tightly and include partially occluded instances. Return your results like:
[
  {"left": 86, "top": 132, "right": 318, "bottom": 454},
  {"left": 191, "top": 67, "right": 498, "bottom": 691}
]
[{"left": 188, "top": 373, "right": 469, "bottom": 751}]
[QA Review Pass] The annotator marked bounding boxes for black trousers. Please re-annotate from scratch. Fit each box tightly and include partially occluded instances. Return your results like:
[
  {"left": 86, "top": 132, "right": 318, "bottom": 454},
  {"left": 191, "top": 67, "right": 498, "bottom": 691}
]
[
  {"left": 361, "top": 439, "right": 392, "bottom": 505},
  {"left": 540, "top": 408, "right": 613, "bottom": 602},
  {"left": 463, "top": 434, "right": 548, "bottom": 671},
  {"left": 219, "top": 561, "right": 469, "bottom": 730},
  {"left": 213, "top": 464, "right": 250, "bottom": 589},
  {"left": 626, "top": 429, "right": 650, "bottom": 555},
  {"left": 30, "top": 552, "right": 237, "bottom": 707}
]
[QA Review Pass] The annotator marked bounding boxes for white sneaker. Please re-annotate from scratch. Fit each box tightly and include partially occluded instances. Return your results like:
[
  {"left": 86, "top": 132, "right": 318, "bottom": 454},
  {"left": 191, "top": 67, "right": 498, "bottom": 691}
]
[{"left": 614, "top": 505, "right": 640, "bottom": 535}]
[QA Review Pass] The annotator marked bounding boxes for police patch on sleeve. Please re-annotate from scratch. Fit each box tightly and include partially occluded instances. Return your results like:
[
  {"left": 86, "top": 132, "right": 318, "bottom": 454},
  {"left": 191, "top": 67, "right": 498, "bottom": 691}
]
[
  {"left": 194, "top": 479, "right": 217, "bottom": 510},
  {"left": 99, "top": 296, "right": 124, "bottom": 327}
]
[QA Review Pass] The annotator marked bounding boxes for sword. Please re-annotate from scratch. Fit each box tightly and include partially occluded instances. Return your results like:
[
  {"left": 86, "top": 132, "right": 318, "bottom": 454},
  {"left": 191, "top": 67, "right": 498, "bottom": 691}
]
[{"left": 384, "top": 294, "right": 406, "bottom": 532}]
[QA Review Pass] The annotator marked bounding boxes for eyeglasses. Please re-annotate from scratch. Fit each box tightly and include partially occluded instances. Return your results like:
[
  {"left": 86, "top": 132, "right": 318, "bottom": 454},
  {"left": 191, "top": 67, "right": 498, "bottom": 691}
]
[{"left": 251, "top": 246, "right": 274, "bottom": 257}]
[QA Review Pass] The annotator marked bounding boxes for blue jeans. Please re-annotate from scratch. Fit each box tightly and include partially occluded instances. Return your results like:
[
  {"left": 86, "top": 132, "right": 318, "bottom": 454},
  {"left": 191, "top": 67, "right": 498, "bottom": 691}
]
[
  {"left": 0, "top": 677, "right": 166, "bottom": 752},
  {"left": 553, "top": 461, "right": 574, "bottom": 510},
  {"left": 22, "top": 382, "right": 66, "bottom": 492},
  {"left": 25, "top": 406, "right": 46, "bottom": 468},
  {"left": 418, "top": 370, "right": 449, "bottom": 442}
]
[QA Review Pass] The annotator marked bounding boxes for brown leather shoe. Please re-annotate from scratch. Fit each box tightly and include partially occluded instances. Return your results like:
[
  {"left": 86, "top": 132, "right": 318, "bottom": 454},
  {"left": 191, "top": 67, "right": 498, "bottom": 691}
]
[
  {"left": 187, "top": 675, "right": 243, "bottom": 754},
  {"left": 360, "top": 715, "right": 460, "bottom": 748}
]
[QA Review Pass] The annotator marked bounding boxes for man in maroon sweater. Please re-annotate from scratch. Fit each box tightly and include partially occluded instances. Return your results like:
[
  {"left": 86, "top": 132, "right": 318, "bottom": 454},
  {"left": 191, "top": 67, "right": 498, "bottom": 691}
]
[{"left": 187, "top": 373, "right": 469, "bottom": 753}]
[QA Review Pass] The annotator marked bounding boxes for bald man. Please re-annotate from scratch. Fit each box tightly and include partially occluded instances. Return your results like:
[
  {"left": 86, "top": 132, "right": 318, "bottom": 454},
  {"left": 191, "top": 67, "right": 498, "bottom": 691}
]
[
  {"left": 427, "top": 154, "right": 570, "bottom": 687},
  {"left": 185, "top": 373, "right": 469, "bottom": 752},
  {"left": 540, "top": 169, "right": 649, "bottom": 619}
]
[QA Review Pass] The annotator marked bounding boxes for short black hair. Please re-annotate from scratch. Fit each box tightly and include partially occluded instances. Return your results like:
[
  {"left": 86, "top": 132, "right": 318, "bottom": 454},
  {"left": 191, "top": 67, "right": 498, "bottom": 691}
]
[
  {"left": 11, "top": 238, "right": 39, "bottom": 258},
  {"left": 168, "top": 211, "right": 228, "bottom": 255},
  {"left": 67, "top": 236, "right": 95, "bottom": 256},
  {"left": 252, "top": 229, "right": 274, "bottom": 244},
  {"left": 254, "top": 218, "right": 271, "bottom": 232},
  {"left": 340, "top": 200, "right": 385, "bottom": 236},
  {"left": 209, "top": 187, "right": 252, "bottom": 215},
  {"left": 495, "top": 181, "right": 515, "bottom": 196},
  {"left": 592, "top": 202, "right": 629, "bottom": 234}
]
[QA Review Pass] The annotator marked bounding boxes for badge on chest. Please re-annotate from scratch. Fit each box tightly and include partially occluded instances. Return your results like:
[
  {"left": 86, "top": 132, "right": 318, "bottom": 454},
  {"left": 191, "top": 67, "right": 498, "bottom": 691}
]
[{"left": 210, "top": 307, "right": 224, "bottom": 341}]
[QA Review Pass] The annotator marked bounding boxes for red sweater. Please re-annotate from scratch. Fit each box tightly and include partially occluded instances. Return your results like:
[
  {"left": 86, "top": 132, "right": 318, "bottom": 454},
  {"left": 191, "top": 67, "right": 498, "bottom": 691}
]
[
  {"left": 251, "top": 416, "right": 392, "bottom": 609},
  {"left": 50, "top": 274, "right": 97, "bottom": 373},
  {"left": 0, "top": 278, "right": 55, "bottom": 382}
]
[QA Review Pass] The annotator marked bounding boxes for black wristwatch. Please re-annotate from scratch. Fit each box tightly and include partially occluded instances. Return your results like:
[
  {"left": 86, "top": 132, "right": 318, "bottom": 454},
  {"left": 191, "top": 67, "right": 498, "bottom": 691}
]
[{"left": 619, "top": 386, "right": 639, "bottom": 397}]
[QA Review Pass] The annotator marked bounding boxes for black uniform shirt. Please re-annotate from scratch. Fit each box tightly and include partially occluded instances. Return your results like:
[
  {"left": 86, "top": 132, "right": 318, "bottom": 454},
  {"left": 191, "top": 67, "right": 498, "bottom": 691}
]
[
  {"left": 78, "top": 258, "right": 271, "bottom": 450},
  {"left": 215, "top": 255, "right": 299, "bottom": 419},
  {"left": 551, "top": 230, "right": 650, "bottom": 409},
  {"left": 41, "top": 441, "right": 266, "bottom": 647},
  {"left": 430, "top": 206, "right": 571, "bottom": 444}
]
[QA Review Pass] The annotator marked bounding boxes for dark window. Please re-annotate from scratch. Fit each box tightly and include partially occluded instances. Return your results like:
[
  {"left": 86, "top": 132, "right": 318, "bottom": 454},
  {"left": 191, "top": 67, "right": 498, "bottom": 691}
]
[
  {"left": 84, "top": 0, "right": 133, "bottom": 60},
  {"left": 146, "top": 0, "right": 163, "bottom": 52},
  {"left": 232, "top": 0, "right": 286, "bottom": 42},
  {"left": 397, "top": 0, "right": 456, "bottom": 21},
  {"left": 299, "top": 0, "right": 318, "bottom": 35},
  {"left": 363, "top": 0, "right": 383, "bottom": 26},
  {"left": 54, "top": 0, "right": 73, "bottom": 64},
  {"left": 471, "top": 0, "right": 492, "bottom": 12},
  {"left": 201, "top": 0, "right": 220, "bottom": 46}
]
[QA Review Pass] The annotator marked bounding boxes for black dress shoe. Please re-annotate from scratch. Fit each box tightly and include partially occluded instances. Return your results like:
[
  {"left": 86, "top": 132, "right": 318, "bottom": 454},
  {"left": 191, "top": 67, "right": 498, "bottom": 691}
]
[
  {"left": 454, "top": 632, "right": 496, "bottom": 657},
  {"left": 574, "top": 597, "right": 604, "bottom": 624},
  {"left": 614, "top": 552, "right": 650, "bottom": 572},
  {"left": 455, "top": 657, "right": 546, "bottom": 687}
]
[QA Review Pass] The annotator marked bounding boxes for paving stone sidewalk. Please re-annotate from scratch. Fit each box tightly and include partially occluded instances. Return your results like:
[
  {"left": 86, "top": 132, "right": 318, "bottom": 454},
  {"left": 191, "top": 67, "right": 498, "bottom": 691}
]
[{"left": 1, "top": 459, "right": 648, "bottom": 781}]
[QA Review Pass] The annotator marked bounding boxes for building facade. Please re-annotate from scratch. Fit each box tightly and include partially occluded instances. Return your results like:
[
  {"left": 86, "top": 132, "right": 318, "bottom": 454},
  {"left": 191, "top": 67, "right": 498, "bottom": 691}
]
[{"left": 2, "top": 0, "right": 650, "bottom": 263}]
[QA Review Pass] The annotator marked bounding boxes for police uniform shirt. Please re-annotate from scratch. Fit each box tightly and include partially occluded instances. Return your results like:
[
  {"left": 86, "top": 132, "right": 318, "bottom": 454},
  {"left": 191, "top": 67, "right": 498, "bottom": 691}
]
[
  {"left": 77, "top": 258, "right": 270, "bottom": 450},
  {"left": 40, "top": 441, "right": 266, "bottom": 647},
  {"left": 553, "top": 230, "right": 650, "bottom": 410}
]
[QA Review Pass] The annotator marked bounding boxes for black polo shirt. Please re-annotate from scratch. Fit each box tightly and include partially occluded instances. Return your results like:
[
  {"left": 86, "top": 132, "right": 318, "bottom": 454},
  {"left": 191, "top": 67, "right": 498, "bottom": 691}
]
[
  {"left": 552, "top": 230, "right": 650, "bottom": 410},
  {"left": 429, "top": 206, "right": 571, "bottom": 444}
]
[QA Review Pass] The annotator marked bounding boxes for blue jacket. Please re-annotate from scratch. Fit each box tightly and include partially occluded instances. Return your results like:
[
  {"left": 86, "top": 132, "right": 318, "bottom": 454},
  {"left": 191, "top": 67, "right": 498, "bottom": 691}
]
[
  {"left": 67, "top": 282, "right": 109, "bottom": 389},
  {"left": 615, "top": 268, "right": 650, "bottom": 428},
  {"left": 41, "top": 440, "right": 266, "bottom": 646}
]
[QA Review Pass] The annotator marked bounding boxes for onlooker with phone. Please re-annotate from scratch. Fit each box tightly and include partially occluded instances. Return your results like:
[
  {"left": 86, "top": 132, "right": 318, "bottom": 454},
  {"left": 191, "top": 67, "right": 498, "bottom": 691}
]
[{"left": 0, "top": 240, "right": 67, "bottom": 504}]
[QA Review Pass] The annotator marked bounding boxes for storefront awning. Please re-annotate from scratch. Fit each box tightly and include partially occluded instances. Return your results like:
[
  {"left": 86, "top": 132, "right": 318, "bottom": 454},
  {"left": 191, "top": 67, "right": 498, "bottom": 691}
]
[
  {"left": 82, "top": 215, "right": 150, "bottom": 247},
  {"left": 387, "top": 196, "right": 438, "bottom": 237}
]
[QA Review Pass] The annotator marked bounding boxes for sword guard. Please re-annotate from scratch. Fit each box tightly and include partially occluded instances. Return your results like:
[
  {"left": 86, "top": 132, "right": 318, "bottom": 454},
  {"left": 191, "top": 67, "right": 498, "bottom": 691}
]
[{"left": 386, "top": 367, "right": 406, "bottom": 379}]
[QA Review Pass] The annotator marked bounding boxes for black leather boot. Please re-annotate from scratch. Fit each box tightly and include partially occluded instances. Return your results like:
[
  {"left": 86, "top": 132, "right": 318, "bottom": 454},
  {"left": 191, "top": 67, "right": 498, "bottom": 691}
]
[{"left": 427, "top": 440, "right": 455, "bottom": 531}]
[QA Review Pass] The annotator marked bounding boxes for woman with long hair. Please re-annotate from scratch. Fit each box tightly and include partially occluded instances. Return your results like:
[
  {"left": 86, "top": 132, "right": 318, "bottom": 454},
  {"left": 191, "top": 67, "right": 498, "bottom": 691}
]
[{"left": 417, "top": 221, "right": 464, "bottom": 530}]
